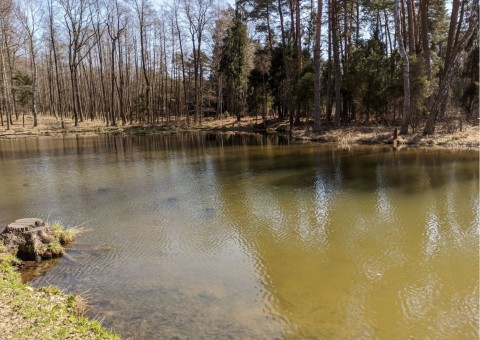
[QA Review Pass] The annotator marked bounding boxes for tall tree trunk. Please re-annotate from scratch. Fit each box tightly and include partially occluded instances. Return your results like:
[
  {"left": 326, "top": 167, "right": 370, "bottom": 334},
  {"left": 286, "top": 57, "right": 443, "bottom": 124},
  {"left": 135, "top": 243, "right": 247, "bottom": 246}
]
[
  {"left": 400, "top": 0, "right": 408, "bottom": 51},
  {"left": 69, "top": 63, "right": 78, "bottom": 126},
  {"left": 332, "top": 0, "right": 342, "bottom": 126},
  {"left": 419, "top": 0, "right": 431, "bottom": 75},
  {"left": 87, "top": 51, "right": 95, "bottom": 120},
  {"left": 355, "top": 0, "right": 360, "bottom": 44},
  {"left": 49, "top": 0, "right": 64, "bottom": 128},
  {"left": 342, "top": 0, "right": 350, "bottom": 122},
  {"left": 1, "top": 39, "right": 12, "bottom": 130},
  {"left": 395, "top": 0, "right": 410, "bottom": 134},
  {"left": 174, "top": 10, "right": 188, "bottom": 124},
  {"left": 97, "top": 31, "right": 109, "bottom": 126},
  {"left": 110, "top": 39, "right": 117, "bottom": 126},
  {"left": 139, "top": 14, "right": 150, "bottom": 123},
  {"left": 295, "top": 0, "right": 302, "bottom": 125},
  {"left": 5, "top": 44, "right": 16, "bottom": 123},
  {"left": 313, "top": 0, "right": 322, "bottom": 132},
  {"left": 406, "top": 0, "right": 416, "bottom": 54},
  {"left": 52, "top": 38, "right": 63, "bottom": 128},
  {"left": 444, "top": 0, "right": 460, "bottom": 74},
  {"left": 424, "top": 0, "right": 477, "bottom": 135},
  {"left": 197, "top": 32, "right": 203, "bottom": 124},
  {"left": 47, "top": 49, "right": 56, "bottom": 119},
  {"left": 191, "top": 35, "right": 199, "bottom": 124},
  {"left": 118, "top": 34, "right": 126, "bottom": 125},
  {"left": 266, "top": 2, "right": 273, "bottom": 53},
  {"left": 326, "top": 0, "right": 333, "bottom": 126},
  {"left": 29, "top": 37, "right": 38, "bottom": 127},
  {"left": 262, "top": 73, "right": 267, "bottom": 129},
  {"left": 278, "top": 0, "right": 289, "bottom": 123},
  {"left": 385, "top": 10, "right": 393, "bottom": 55}
]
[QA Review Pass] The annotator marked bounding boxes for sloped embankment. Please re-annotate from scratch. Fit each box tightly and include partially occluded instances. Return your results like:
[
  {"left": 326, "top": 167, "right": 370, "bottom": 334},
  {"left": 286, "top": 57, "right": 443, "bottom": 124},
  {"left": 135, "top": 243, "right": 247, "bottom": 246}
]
[{"left": 0, "top": 219, "right": 120, "bottom": 339}]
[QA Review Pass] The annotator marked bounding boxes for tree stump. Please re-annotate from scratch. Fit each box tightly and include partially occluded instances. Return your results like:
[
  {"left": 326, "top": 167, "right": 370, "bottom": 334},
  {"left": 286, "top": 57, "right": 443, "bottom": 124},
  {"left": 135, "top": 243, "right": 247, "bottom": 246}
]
[{"left": 1, "top": 218, "right": 62, "bottom": 262}]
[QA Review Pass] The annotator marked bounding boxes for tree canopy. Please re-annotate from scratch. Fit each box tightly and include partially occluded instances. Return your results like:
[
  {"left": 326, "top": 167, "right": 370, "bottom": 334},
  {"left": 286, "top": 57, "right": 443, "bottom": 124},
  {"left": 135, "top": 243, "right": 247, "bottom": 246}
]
[{"left": 0, "top": 0, "right": 477, "bottom": 133}]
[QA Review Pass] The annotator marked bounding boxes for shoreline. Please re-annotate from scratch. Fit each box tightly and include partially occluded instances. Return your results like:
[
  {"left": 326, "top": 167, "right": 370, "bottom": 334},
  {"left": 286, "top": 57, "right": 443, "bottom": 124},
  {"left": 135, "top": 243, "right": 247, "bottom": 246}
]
[
  {"left": 0, "top": 115, "right": 478, "bottom": 150},
  {"left": 0, "top": 256, "right": 120, "bottom": 339},
  {"left": 0, "top": 223, "right": 120, "bottom": 339},
  {"left": 0, "top": 116, "right": 480, "bottom": 149}
]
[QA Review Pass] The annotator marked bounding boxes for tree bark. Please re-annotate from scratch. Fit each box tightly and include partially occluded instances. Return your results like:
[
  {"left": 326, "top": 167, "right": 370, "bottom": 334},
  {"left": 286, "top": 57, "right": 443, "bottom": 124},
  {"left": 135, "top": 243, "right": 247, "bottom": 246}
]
[
  {"left": 395, "top": 0, "right": 410, "bottom": 134},
  {"left": 419, "top": 0, "right": 431, "bottom": 78},
  {"left": 332, "top": 0, "right": 342, "bottom": 127},
  {"left": 313, "top": 0, "right": 322, "bottom": 132},
  {"left": 295, "top": 0, "right": 302, "bottom": 124},
  {"left": 29, "top": 36, "right": 38, "bottom": 127},
  {"left": 406, "top": 0, "right": 416, "bottom": 55},
  {"left": 0, "top": 38, "right": 12, "bottom": 130},
  {"left": 424, "top": 1, "right": 477, "bottom": 135}
]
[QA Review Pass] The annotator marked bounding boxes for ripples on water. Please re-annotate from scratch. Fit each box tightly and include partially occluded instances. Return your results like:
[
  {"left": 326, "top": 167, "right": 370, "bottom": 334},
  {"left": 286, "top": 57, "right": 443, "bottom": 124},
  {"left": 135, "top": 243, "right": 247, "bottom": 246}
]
[{"left": 0, "top": 133, "right": 478, "bottom": 339}]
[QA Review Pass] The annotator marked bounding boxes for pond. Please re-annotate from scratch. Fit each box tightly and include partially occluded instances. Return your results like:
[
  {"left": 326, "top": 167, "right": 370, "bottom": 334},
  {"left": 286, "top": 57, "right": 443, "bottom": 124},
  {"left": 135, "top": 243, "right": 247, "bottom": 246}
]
[{"left": 0, "top": 133, "right": 478, "bottom": 339}]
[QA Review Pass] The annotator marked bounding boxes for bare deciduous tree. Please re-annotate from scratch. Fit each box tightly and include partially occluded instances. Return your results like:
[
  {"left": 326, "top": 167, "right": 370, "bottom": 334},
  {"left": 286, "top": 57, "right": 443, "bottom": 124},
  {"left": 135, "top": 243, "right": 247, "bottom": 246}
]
[{"left": 16, "top": 0, "right": 42, "bottom": 127}]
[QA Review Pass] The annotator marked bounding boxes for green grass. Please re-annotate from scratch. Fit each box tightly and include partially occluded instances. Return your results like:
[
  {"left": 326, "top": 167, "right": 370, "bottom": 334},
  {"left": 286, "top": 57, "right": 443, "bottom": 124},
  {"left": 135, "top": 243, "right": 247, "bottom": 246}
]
[
  {"left": 37, "top": 240, "right": 64, "bottom": 258},
  {"left": 49, "top": 223, "right": 81, "bottom": 245},
  {"left": 0, "top": 242, "right": 120, "bottom": 339}
]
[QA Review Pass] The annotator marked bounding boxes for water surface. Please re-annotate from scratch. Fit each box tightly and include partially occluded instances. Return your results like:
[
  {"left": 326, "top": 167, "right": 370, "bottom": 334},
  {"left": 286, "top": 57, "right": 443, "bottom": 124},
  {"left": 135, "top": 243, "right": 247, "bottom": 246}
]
[{"left": 0, "top": 133, "right": 478, "bottom": 339}]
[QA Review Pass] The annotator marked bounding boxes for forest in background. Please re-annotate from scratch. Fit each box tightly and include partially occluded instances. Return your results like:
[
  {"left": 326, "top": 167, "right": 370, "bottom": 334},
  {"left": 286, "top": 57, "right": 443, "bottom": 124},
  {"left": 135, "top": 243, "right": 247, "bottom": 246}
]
[{"left": 0, "top": 0, "right": 478, "bottom": 135}]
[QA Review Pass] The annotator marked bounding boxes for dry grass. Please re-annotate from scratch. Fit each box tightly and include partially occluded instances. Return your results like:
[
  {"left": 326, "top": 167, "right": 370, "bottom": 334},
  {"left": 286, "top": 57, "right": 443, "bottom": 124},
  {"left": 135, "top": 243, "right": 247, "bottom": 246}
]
[
  {"left": 0, "top": 115, "right": 119, "bottom": 138},
  {"left": 49, "top": 223, "right": 83, "bottom": 246},
  {"left": 1, "top": 114, "right": 478, "bottom": 149},
  {"left": 338, "top": 133, "right": 354, "bottom": 150},
  {"left": 292, "top": 123, "right": 479, "bottom": 149}
]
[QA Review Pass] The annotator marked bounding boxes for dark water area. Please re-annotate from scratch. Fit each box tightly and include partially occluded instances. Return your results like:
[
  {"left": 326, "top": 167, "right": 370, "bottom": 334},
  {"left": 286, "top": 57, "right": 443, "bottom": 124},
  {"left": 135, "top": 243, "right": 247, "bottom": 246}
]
[{"left": 0, "top": 133, "right": 478, "bottom": 339}]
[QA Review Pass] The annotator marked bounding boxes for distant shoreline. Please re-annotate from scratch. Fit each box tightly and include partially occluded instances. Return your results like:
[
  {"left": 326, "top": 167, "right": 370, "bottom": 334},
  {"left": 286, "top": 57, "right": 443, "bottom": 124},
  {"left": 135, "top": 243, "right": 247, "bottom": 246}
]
[{"left": 1, "top": 115, "right": 478, "bottom": 150}]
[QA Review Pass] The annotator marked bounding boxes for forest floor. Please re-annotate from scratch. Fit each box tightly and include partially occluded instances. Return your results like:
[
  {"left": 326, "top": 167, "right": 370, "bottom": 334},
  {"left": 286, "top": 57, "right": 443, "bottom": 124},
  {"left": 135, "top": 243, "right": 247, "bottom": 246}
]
[{"left": 0, "top": 114, "right": 478, "bottom": 149}]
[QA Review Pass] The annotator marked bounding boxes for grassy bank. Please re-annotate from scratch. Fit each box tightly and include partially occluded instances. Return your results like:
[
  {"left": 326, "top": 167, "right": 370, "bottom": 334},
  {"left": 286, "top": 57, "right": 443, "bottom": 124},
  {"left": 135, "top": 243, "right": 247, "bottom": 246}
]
[
  {"left": 0, "top": 235, "right": 120, "bottom": 339},
  {"left": 0, "top": 114, "right": 478, "bottom": 149}
]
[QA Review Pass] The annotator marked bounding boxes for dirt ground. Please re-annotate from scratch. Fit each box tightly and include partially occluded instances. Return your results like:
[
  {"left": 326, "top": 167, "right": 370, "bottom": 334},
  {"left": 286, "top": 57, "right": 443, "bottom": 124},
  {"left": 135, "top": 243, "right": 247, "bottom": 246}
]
[{"left": 0, "top": 114, "right": 478, "bottom": 149}]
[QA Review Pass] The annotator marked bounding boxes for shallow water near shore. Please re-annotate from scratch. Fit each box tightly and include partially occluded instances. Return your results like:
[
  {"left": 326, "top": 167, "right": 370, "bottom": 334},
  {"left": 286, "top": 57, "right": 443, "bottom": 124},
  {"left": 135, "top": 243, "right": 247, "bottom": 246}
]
[{"left": 0, "top": 133, "right": 478, "bottom": 339}]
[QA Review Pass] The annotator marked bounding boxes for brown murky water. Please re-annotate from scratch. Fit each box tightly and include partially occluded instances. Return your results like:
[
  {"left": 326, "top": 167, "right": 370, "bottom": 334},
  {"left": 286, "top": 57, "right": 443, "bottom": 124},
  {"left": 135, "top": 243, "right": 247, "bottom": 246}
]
[{"left": 0, "top": 133, "right": 478, "bottom": 339}]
